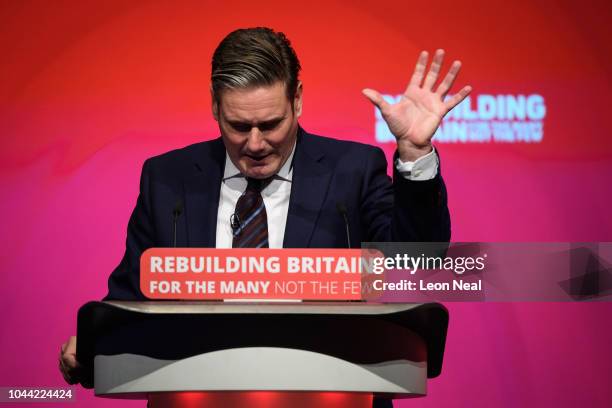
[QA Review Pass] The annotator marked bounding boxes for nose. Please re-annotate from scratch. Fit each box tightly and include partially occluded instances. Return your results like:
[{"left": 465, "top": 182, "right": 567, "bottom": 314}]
[{"left": 245, "top": 127, "right": 266, "bottom": 154}]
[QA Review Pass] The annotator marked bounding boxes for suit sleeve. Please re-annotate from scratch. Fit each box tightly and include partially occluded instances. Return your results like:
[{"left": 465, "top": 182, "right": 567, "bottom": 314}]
[
  {"left": 103, "top": 159, "right": 155, "bottom": 300},
  {"left": 360, "top": 147, "right": 451, "bottom": 242}
]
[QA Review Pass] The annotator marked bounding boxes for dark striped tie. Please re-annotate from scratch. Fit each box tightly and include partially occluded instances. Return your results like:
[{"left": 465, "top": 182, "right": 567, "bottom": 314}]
[{"left": 232, "top": 178, "right": 271, "bottom": 248}]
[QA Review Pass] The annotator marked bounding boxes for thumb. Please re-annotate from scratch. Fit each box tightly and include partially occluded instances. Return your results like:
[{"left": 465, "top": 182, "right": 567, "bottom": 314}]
[{"left": 362, "top": 88, "right": 390, "bottom": 112}]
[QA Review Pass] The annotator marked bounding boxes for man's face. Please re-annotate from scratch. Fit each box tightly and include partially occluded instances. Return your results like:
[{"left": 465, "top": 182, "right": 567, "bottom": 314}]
[{"left": 213, "top": 81, "right": 303, "bottom": 179}]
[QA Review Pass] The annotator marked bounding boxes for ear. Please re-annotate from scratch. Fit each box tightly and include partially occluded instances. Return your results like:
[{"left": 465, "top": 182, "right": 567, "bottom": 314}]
[
  {"left": 211, "top": 85, "right": 219, "bottom": 121},
  {"left": 293, "top": 81, "right": 303, "bottom": 118}
]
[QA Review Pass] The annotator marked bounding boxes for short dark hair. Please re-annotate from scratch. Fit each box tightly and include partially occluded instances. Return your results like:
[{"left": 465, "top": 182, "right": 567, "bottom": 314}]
[{"left": 211, "top": 27, "right": 301, "bottom": 103}]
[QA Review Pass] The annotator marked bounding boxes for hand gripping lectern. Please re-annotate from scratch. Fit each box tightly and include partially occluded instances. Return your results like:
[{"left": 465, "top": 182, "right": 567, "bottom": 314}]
[{"left": 76, "top": 301, "right": 448, "bottom": 407}]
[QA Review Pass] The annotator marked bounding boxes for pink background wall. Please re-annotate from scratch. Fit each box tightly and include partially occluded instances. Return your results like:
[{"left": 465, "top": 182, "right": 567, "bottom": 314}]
[{"left": 1, "top": 0, "right": 611, "bottom": 406}]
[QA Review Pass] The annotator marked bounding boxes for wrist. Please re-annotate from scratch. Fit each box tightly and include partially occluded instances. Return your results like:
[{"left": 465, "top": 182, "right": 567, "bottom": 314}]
[{"left": 397, "top": 140, "right": 433, "bottom": 162}]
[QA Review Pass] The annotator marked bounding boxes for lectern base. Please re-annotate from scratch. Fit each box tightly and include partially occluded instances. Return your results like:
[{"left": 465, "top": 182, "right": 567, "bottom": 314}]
[{"left": 147, "top": 391, "right": 373, "bottom": 408}]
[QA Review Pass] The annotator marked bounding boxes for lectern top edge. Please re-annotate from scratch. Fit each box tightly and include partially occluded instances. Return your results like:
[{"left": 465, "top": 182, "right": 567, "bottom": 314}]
[{"left": 104, "top": 300, "right": 436, "bottom": 315}]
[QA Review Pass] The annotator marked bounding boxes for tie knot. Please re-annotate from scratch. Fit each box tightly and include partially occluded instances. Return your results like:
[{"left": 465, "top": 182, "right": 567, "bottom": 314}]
[{"left": 246, "top": 177, "right": 272, "bottom": 193}]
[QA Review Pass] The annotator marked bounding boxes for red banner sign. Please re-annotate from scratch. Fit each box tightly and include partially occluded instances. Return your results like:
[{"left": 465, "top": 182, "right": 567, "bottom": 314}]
[{"left": 140, "top": 248, "right": 378, "bottom": 300}]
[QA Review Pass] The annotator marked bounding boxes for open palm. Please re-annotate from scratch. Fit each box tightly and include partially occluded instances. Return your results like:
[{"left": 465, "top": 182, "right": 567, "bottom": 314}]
[{"left": 363, "top": 50, "right": 471, "bottom": 157}]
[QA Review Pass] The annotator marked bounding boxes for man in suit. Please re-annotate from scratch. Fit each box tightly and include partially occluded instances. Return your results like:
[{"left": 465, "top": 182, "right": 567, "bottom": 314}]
[{"left": 60, "top": 27, "right": 470, "bottom": 405}]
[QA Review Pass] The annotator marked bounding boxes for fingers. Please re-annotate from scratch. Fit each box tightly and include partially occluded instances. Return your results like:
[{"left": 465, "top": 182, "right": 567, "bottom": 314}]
[
  {"left": 62, "top": 352, "right": 81, "bottom": 369},
  {"left": 59, "top": 350, "right": 77, "bottom": 384},
  {"left": 436, "top": 60, "right": 462, "bottom": 97},
  {"left": 408, "top": 51, "right": 429, "bottom": 88},
  {"left": 409, "top": 50, "right": 464, "bottom": 96},
  {"left": 423, "top": 49, "right": 445, "bottom": 90},
  {"left": 59, "top": 355, "right": 80, "bottom": 384},
  {"left": 59, "top": 359, "right": 77, "bottom": 385},
  {"left": 59, "top": 336, "right": 80, "bottom": 385},
  {"left": 444, "top": 85, "right": 472, "bottom": 111},
  {"left": 362, "top": 88, "right": 390, "bottom": 112}
]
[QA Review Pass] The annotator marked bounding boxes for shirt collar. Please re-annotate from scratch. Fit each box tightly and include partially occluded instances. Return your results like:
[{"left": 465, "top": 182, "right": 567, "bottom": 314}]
[{"left": 223, "top": 140, "right": 296, "bottom": 182}]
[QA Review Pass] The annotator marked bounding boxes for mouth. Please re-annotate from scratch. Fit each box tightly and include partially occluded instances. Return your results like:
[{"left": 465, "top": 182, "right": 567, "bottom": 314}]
[{"left": 244, "top": 154, "right": 270, "bottom": 164}]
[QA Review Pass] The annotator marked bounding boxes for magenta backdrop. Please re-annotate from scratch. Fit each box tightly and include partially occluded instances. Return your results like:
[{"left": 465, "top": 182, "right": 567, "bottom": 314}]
[{"left": 1, "top": 0, "right": 612, "bottom": 407}]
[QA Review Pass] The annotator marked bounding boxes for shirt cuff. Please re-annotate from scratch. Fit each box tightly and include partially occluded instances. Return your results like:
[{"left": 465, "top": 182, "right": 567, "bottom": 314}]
[{"left": 394, "top": 147, "right": 439, "bottom": 180}]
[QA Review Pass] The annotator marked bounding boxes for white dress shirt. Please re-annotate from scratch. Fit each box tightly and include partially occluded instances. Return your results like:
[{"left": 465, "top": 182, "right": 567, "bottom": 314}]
[{"left": 215, "top": 143, "right": 439, "bottom": 248}]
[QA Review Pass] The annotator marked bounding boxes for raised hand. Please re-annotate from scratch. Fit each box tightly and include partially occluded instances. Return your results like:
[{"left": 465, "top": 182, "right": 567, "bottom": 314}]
[{"left": 362, "top": 49, "right": 471, "bottom": 161}]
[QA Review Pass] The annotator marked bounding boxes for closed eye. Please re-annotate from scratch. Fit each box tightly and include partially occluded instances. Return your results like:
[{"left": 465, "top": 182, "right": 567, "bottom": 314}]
[
  {"left": 228, "top": 122, "right": 252, "bottom": 132},
  {"left": 258, "top": 119, "right": 283, "bottom": 131},
  {"left": 227, "top": 117, "right": 285, "bottom": 133}
]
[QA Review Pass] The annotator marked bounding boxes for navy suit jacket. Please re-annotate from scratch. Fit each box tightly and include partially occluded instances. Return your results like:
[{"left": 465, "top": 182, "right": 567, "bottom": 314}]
[{"left": 105, "top": 127, "right": 450, "bottom": 300}]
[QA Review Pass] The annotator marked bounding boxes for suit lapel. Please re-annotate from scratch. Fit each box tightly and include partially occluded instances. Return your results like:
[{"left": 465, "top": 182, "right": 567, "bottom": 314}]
[
  {"left": 184, "top": 138, "right": 225, "bottom": 247},
  {"left": 283, "top": 129, "right": 333, "bottom": 248}
]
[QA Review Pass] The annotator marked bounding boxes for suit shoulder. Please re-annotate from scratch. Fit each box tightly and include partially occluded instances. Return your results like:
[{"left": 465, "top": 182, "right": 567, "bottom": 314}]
[
  {"left": 143, "top": 138, "right": 223, "bottom": 171},
  {"left": 302, "top": 132, "right": 384, "bottom": 158}
]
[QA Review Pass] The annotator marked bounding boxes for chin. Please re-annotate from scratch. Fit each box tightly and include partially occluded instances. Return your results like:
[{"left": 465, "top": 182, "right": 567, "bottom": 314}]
[
  {"left": 244, "top": 166, "right": 276, "bottom": 179},
  {"left": 241, "top": 160, "right": 280, "bottom": 179}
]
